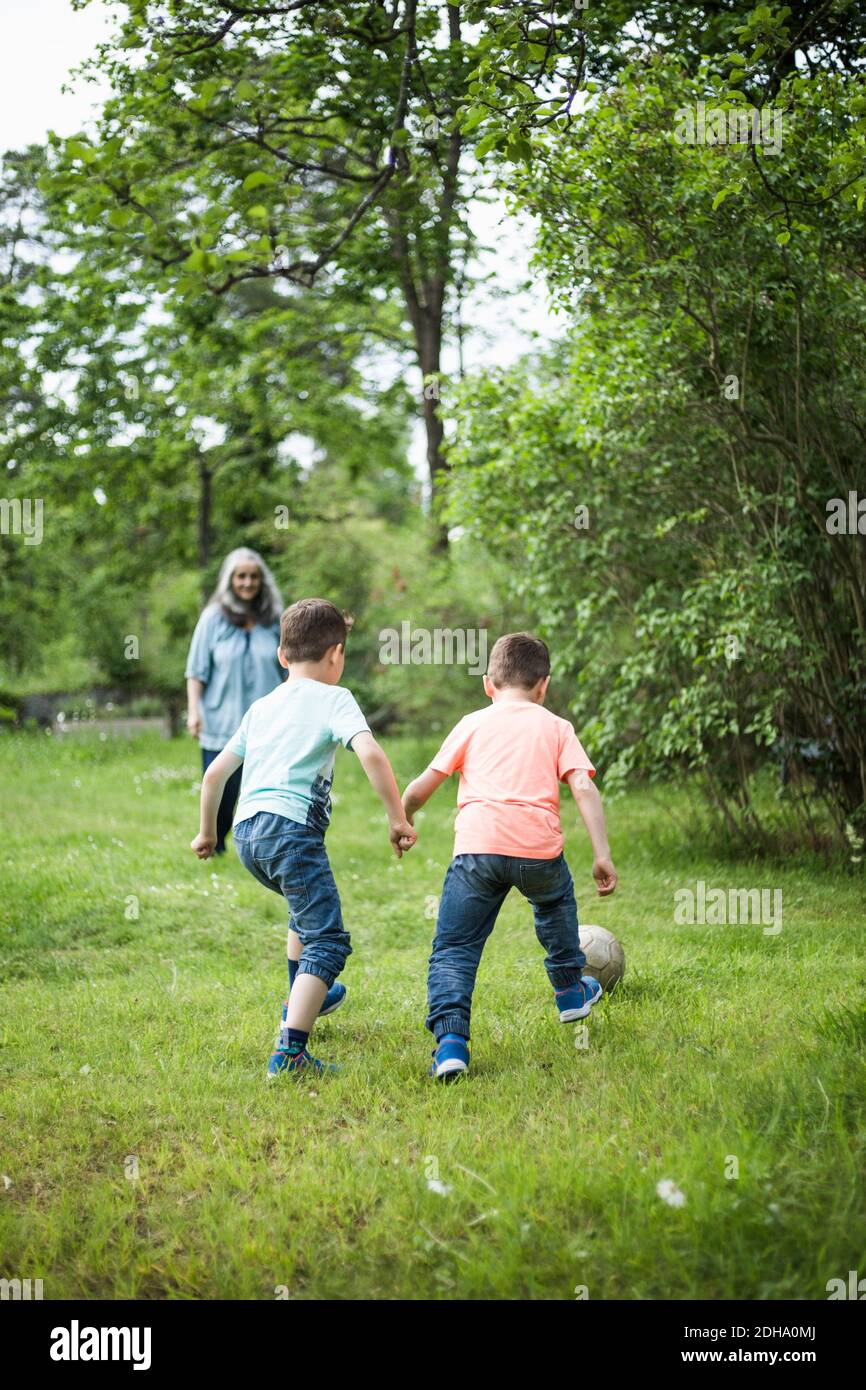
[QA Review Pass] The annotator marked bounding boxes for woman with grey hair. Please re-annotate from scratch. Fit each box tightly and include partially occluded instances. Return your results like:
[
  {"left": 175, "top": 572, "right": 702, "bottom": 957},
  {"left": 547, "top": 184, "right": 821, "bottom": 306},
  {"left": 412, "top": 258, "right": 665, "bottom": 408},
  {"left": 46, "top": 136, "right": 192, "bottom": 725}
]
[{"left": 185, "top": 547, "right": 285, "bottom": 853}]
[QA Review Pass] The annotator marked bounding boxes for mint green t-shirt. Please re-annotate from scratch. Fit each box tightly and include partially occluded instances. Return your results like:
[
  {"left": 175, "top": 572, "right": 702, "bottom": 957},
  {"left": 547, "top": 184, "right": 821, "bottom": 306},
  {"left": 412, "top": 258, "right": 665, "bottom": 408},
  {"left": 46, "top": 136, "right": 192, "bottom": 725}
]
[{"left": 226, "top": 678, "right": 370, "bottom": 833}]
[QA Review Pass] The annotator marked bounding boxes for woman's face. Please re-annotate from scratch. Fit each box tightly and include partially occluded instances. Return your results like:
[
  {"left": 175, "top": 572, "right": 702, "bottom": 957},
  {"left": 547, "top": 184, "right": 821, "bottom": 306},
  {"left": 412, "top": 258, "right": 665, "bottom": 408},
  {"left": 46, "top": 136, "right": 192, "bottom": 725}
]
[{"left": 231, "top": 564, "right": 262, "bottom": 603}]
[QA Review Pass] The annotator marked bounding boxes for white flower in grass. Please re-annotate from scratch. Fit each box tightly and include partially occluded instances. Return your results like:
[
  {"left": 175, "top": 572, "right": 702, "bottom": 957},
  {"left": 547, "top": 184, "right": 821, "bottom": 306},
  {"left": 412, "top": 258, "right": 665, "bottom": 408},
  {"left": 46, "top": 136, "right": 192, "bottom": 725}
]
[
  {"left": 427, "top": 1178, "right": 452, "bottom": 1196},
  {"left": 2, "top": 1175, "right": 12, "bottom": 1190},
  {"left": 656, "top": 1178, "right": 686, "bottom": 1208},
  {"left": 79, "top": 1064, "right": 92, "bottom": 1075}
]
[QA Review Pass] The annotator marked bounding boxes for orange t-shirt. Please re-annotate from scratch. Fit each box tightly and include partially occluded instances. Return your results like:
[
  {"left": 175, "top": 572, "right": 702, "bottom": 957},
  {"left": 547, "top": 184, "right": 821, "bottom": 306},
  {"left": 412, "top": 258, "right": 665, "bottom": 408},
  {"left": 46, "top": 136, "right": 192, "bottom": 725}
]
[{"left": 429, "top": 701, "right": 595, "bottom": 859}]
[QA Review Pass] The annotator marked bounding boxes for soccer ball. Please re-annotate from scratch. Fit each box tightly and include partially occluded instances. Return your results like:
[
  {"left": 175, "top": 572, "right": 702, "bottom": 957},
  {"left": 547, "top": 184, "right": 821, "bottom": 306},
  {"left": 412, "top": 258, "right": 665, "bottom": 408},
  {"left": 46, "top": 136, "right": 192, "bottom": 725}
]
[{"left": 579, "top": 924, "right": 625, "bottom": 992}]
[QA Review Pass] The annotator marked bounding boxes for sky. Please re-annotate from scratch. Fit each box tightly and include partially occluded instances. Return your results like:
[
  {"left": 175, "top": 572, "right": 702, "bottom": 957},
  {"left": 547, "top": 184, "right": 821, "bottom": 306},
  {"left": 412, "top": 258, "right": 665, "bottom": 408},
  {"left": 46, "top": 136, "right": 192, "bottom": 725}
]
[{"left": 0, "top": 0, "right": 565, "bottom": 477}]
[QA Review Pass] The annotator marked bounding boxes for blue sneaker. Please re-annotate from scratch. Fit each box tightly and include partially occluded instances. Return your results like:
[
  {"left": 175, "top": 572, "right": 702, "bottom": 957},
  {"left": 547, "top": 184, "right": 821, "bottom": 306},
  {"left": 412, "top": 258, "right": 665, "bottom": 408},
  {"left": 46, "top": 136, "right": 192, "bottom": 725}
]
[
  {"left": 319, "top": 982, "right": 346, "bottom": 1016},
  {"left": 429, "top": 1033, "right": 470, "bottom": 1081},
  {"left": 267, "top": 1032, "right": 338, "bottom": 1079},
  {"left": 280, "top": 980, "right": 346, "bottom": 1029},
  {"left": 555, "top": 975, "right": 603, "bottom": 1022}
]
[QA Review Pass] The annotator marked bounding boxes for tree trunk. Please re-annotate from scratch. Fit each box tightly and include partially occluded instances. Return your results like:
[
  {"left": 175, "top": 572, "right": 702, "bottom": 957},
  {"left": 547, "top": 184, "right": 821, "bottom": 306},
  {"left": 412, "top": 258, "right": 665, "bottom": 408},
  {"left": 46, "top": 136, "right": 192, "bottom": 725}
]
[
  {"left": 197, "top": 454, "right": 212, "bottom": 600},
  {"left": 418, "top": 311, "right": 449, "bottom": 550},
  {"left": 387, "top": 0, "right": 464, "bottom": 552}
]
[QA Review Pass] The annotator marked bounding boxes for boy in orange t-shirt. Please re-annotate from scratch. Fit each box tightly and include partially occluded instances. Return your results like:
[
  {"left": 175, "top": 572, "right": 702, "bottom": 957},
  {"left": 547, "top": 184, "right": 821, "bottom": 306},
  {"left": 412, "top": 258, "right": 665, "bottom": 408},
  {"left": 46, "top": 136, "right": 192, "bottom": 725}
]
[{"left": 402, "top": 632, "right": 618, "bottom": 1080}]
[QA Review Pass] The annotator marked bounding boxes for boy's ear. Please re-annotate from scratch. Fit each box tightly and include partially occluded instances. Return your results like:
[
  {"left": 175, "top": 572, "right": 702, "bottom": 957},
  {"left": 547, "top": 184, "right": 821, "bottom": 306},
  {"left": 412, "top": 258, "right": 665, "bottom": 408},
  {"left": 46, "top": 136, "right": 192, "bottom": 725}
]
[
  {"left": 536, "top": 674, "right": 551, "bottom": 701},
  {"left": 277, "top": 645, "right": 290, "bottom": 669},
  {"left": 482, "top": 674, "right": 496, "bottom": 699}
]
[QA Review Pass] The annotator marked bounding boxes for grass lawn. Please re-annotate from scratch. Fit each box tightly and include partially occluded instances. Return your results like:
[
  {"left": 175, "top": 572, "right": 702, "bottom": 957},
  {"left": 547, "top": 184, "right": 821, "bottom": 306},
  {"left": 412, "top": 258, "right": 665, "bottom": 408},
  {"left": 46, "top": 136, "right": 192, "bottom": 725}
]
[{"left": 1, "top": 730, "right": 864, "bottom": 1300}]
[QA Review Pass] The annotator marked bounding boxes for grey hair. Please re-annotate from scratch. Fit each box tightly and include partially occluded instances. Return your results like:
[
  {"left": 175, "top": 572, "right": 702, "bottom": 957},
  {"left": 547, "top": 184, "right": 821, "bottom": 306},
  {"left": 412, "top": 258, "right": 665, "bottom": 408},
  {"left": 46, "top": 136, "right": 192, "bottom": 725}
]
[{"left": 207, "top": 547, "right": 284, "bottom": 627}]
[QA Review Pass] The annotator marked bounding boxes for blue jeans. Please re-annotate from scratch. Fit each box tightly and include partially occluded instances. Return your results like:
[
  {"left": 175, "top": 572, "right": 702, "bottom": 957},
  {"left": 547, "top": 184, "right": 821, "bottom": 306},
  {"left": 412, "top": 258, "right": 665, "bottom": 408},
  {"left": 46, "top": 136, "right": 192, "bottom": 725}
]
[
  {"left": 426, "top": 853, "right": 586, "bottom": 1041},
  {"left": 234, "top": 812, "right": 351, "bottom": 988}
]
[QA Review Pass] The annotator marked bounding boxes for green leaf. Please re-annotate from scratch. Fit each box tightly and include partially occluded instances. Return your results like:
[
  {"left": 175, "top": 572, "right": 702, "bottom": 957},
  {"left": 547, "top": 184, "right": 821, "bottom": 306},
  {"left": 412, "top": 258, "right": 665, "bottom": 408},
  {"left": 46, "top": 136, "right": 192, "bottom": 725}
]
[
  {"left": 460, "top": 106, "right": 487, "bottom": 133},
  {"left": 506, "top": 135, "right": 532, "bottom": 165},
  {"left": 242, "top": 171, "right": 277, "bottom": 191},
  {"left": 66, "top": 139, "right": 93, "bottom": 162},
  {"left": 236, "top": 79, "right": 257, "bottom": 102},
  {"left": 475, "top": 131, "right": 501, "bottom": 159}
]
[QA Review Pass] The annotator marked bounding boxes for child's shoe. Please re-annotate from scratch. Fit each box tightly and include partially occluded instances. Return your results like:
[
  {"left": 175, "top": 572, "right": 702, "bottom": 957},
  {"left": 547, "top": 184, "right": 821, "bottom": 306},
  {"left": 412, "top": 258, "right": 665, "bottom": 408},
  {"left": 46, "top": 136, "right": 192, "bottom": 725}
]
[
  {"left": 267, "top": 1032, "right": 337, "bottom": 1078},
  {"left": 319, "top": 981, "right": 346, "bottom": 1016},
  {"left": 429, "top": 1033, "right": 470, "bottom": 1081},
  {"left": 280, "top": 980, "right": 346, "bottom": 1031},
  {"left": 555, "top": 975, "right": 603, "bottom": 1022}
]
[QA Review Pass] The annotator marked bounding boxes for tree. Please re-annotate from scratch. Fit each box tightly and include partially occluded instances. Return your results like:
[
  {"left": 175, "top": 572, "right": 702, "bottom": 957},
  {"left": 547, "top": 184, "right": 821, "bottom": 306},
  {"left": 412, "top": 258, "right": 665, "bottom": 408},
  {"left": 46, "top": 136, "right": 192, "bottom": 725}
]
[
  {"left": 444, "top": 31, "right": 866, "bottom": 850},
  {"left": 59, "top": 0, "right": 484, "bottom": 541},
  {"left": 0, "top": 139, "right": 415, "bottom": 696}
]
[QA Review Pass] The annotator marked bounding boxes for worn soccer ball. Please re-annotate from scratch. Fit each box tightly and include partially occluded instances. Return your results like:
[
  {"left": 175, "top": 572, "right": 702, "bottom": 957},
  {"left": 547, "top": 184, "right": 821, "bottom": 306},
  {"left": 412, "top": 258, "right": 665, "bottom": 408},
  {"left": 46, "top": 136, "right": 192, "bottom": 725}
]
[{"left": 579, "top": 924, "right": 625, "bottom": 993}]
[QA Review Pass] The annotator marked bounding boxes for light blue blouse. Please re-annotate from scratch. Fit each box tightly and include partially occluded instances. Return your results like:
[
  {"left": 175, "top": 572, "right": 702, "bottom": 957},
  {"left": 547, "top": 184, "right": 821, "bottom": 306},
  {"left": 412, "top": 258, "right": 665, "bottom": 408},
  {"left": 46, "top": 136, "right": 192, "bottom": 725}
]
[{"left": 185, "top": 604, "right": 284, "bottom": 751}]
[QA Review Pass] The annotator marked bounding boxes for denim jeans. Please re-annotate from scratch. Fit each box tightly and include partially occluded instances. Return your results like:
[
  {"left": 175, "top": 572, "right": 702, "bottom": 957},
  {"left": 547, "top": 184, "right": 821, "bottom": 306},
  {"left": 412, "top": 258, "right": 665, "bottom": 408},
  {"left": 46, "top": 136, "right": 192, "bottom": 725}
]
[
  {"left": 426, "top": 853, "right": 586, "bottom": 1041},
  {"left": 234, "top": 812, "right": 352, "bottom": 988},
  {"left": 201, "top": 747, "right": 242, "bottom": 853}
]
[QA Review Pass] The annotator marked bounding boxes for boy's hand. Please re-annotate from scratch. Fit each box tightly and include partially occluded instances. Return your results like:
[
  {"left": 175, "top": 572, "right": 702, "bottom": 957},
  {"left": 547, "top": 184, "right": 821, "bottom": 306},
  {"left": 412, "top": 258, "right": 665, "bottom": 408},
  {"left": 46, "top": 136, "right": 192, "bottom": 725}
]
[
  {"left": 592, "top": 856, "right": 618, "bottom": 896},
  {"left": 191, "top": 831, "right": 216, "bottom": 860},
  {"left": 389, "top": 819, "right": 417, "bottom": 858}
]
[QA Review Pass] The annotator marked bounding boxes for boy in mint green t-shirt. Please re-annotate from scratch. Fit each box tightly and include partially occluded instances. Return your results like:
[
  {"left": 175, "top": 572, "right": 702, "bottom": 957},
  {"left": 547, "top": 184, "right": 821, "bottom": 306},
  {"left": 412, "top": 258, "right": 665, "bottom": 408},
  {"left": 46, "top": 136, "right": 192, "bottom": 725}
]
[{"left": 192, "top": 598, "right": 416, "bottom": 1077}]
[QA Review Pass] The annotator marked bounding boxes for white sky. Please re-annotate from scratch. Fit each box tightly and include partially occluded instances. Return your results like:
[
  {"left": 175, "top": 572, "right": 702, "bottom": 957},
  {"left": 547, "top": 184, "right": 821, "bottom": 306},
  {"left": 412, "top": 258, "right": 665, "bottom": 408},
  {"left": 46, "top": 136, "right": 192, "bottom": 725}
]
[
  {"left": 0, "top": 0, "right": 114, "bottom": 148},
  {"left": 0, "top": 0, "right": 564, "bottom": 478}
]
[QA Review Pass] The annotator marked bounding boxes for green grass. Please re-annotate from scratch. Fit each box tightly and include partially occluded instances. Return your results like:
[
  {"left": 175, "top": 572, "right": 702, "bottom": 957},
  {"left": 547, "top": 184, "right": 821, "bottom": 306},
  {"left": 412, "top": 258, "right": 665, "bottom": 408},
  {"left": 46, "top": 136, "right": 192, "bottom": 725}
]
[{"left": 0, "top": 731, "right": 864, "bottom": 1300}]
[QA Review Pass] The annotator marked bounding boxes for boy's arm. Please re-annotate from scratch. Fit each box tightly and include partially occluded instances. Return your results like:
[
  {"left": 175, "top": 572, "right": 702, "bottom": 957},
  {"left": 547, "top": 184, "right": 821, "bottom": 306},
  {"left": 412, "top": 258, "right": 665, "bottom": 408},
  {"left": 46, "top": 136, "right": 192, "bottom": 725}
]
[
  {"left": 350, "top": 732, "right": 417, "bottom": 858},
  {"left": 565, "top": 770, "right": 618, "bottom": 896},
  {"left": 402, "top": 767, "right": 448, "bottom": 821},
  {"left": 191, "top": 748, "right": 243, "bottom": 859}
]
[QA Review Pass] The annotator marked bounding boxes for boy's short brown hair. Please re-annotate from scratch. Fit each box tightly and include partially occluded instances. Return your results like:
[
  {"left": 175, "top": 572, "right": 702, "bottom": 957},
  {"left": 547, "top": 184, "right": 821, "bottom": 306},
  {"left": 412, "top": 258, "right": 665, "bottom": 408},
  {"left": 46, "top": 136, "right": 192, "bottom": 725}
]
[
  {"left": 487, "top": 632, "right": 551, "bottom": 690},
  {"left": 279, "top": 599, "right": 353, "bottom": 663}
]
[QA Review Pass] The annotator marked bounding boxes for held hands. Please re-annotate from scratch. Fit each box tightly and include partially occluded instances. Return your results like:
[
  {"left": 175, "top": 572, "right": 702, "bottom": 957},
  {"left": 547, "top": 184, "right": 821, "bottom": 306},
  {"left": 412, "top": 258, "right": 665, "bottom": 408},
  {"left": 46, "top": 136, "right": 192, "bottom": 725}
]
[
  {"left": 593, "top": 856, "right": 618, "bottom": 897},
  {"left": 191, "top": 831, "right": 216, "bottom": 860},
  {"left": 389, "top": 818, "right": 417, "bottom": 858}
]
